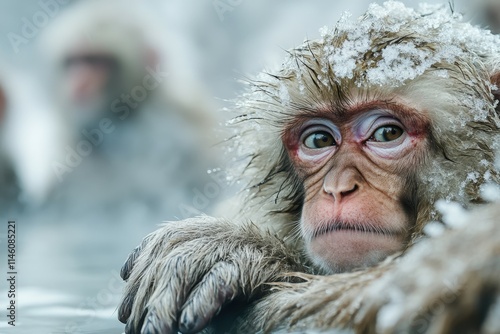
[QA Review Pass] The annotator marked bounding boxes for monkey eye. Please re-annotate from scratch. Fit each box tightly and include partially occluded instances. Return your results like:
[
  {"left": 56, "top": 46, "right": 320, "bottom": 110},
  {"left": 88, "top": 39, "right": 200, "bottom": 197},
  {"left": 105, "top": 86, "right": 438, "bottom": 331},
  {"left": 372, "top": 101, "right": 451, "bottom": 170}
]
[
  {"left": 370, "top": 125, "right": 404, "bottom": 142},
  {"left": 303, "top": 131, "right": 336, "bottom": 149}
]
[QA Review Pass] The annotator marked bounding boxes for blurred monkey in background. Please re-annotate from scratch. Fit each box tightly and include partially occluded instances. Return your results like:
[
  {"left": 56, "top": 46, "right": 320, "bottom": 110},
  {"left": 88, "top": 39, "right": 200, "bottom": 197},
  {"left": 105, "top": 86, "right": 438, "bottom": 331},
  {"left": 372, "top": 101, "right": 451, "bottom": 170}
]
[
  {"left": 38, "top": 0, "right": 221, "bottom": 219},
  {"left": 39, "top": 0, "right": 215, "bottom": 137},
  {"left": 40, "top": 1, "right": 157, "bottom": 132}
]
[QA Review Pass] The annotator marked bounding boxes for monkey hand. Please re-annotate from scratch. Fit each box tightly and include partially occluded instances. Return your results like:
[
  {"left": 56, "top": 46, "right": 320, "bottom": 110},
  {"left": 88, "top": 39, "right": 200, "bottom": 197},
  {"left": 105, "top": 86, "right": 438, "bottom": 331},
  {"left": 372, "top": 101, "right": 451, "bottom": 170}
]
[{"left": 118, "top": 216, "right": 302, "bottom": 334}]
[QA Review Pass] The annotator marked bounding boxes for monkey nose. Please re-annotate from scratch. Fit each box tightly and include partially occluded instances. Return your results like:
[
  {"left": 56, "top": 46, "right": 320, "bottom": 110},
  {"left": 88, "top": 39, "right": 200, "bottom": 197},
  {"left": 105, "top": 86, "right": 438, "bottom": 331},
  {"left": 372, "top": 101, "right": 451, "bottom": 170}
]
[
  {"left": 324, "top": 183, "right": 359, "bottom": 201},
  {"left": 323, "top": 168, "right": 362, "bottom": 201},
  {"left": 340, "top": 184, "right": 358, "bottom": 197}
]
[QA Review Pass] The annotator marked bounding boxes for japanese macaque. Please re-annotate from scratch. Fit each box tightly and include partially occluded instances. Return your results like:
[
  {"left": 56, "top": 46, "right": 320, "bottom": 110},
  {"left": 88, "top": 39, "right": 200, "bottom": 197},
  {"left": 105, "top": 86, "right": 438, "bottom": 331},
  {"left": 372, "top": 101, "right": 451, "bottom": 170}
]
[
  {"left": 39, "top": 0, "right": 215, "bottom": 140},
  {"left": 39, "top": 0, "right": 155, "bottom": 132},
  {"left": 39, "top": 0, "right": 219, "bottom": 206},
  {"left": 118, "top": 2, "right": 500, "bottom": 333}
]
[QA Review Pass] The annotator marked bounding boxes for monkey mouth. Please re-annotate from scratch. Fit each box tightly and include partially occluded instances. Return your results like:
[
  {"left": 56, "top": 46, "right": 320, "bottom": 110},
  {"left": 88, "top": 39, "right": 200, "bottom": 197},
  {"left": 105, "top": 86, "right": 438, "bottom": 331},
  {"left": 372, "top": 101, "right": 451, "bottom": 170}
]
[{"left": 311, "top": 221, "right": 400, "bottom": 239}]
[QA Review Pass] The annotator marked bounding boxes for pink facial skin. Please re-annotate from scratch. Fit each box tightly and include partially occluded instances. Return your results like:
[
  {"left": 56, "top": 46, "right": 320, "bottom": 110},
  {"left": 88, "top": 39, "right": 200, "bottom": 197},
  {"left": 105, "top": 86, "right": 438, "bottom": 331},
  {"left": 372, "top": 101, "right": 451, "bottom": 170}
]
[{"left": 283, "top": 101, "right": 429, "bottom": 273}]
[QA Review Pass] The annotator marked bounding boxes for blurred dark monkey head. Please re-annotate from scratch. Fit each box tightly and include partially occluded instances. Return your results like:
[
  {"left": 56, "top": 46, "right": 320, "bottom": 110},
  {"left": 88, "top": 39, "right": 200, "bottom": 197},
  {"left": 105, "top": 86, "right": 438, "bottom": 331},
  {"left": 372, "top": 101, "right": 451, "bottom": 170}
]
[{"left": 39, "top": 0, "right": 160, "bottom": 128}]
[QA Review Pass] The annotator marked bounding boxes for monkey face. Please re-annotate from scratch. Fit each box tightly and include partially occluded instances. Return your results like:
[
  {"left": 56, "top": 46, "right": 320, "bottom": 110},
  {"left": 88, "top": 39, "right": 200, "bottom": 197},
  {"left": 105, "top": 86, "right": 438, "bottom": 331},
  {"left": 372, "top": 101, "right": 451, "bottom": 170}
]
[
  {"left": 283, "top": 98, "right": 429, "bottom": 273},
  {"left": 63, "top": 54, "right": 119, "bottom": 102},
  {"left": 60, "top": 53, "right": 120, "bottom": 128}
]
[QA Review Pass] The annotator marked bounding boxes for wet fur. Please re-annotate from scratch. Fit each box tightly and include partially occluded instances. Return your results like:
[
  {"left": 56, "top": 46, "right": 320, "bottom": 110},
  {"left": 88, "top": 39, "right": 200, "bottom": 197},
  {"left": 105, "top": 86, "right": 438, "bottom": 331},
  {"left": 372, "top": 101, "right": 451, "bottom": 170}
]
[{"left": 120, "top": 3, "right": 500, "bottom": 333}]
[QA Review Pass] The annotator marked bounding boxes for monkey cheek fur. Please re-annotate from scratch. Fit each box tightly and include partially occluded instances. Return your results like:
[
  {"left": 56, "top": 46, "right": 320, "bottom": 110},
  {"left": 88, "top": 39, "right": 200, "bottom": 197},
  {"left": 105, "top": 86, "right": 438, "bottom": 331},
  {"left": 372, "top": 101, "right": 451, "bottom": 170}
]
[{"left": 307, "top": 230, "right": 404, "bottom": 274}]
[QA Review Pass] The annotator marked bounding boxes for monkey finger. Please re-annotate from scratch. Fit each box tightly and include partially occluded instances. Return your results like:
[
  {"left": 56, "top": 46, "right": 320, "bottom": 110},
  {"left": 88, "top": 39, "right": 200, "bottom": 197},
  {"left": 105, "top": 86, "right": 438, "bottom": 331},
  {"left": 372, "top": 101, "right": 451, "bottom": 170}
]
[
  {"left": 118, "top": 284, "right": 139, "bottom": 323},
  {"left": 121, "top": 277, "right": 155, "bottom": 331},
  {"left": 140, "top": 307, "right": 177, "bottom": 334},
  {"left": 119, "top": 259, "right": 158, "bottom": 324},
  {"left": 121, "top": 246, "right": 143, "bottom": 281},
  {"left": 121, "top": 255, "right": 171, "bottom": 330},
  {"left": 124, "top": 308, "right": 148, "bottom": 334},
  {"left": 121, "top": 234, "right": 155, "bottom": 280},
  {"left": 123, "top": 282, "right": 175, "bottom": 334},
  {"left": 127, "top": 250, "right": 218, "bottom": 333},
  {"left": 179, "top": 261, "right": 241, "bottom": 334}
]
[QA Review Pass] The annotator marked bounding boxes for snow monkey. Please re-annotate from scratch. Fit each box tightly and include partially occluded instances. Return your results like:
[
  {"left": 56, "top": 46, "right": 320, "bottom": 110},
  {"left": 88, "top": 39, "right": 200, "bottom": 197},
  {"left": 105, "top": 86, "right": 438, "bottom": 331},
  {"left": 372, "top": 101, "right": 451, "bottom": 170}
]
[
  {"left": 38, "top": 0, "right": 158, "bottom": 132},
  {"left": 39, "top": 0, "right": 214, "bottom": 137},
  {"left": 119, "top": 2, "right": 500, "bottom": 333}
]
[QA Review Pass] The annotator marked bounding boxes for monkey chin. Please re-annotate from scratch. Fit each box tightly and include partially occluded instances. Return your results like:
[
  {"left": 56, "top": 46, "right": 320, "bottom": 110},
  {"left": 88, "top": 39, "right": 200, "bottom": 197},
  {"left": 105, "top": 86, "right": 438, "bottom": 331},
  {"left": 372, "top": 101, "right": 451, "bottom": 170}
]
[{"left": 307, "top": 229, "right": 404, "bottom": 274}]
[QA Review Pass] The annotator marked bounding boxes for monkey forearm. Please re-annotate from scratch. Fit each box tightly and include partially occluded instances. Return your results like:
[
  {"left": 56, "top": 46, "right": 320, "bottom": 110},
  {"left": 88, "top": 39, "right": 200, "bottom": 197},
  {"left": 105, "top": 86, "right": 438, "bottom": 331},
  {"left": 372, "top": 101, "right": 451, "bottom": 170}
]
[
  {"left": 234, "top": 265, "right": 389, "bottom": 333},
  {"left": 119, "top": 216, "right": 305, "bottom": 333}
]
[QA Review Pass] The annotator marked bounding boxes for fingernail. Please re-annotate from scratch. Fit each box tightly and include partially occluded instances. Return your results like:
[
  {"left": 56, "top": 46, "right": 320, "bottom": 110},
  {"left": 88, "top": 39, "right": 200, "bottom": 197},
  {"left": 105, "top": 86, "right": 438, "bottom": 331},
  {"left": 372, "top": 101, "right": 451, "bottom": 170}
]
[
  {"left": 178, "top": 313, "right": 196, "bottom": 333},
  {"left": 121, "top": 260, "right": 131, "bottom": 280},
  {"left": 118, "top": 296, "right": 132, "bottom": 323}
]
